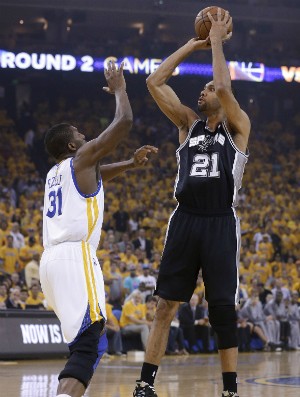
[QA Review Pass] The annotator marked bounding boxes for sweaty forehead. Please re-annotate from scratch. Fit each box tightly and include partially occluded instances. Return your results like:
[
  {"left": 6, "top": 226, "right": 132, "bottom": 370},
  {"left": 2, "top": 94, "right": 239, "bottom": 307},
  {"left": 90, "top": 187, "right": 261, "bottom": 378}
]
[{"left": 205, "top": 81, "right": 214, "bottom": 89}]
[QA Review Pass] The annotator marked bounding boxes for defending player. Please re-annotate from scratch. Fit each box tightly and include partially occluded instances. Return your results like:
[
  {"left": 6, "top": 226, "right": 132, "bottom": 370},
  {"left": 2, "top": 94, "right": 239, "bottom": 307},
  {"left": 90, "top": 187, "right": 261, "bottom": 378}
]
[
  {"left": 40, "top": 61, "right": 157, "bottom": 397},
  {"left": 133, "top": 9, "right": 251, "bottom": 397}
]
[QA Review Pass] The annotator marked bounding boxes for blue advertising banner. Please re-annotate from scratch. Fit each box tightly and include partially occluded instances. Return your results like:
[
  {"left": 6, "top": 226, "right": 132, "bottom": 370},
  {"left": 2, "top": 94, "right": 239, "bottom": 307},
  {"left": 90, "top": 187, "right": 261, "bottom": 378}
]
[{"left": 0, "top": 49, "right": 299, "bottom": 83}]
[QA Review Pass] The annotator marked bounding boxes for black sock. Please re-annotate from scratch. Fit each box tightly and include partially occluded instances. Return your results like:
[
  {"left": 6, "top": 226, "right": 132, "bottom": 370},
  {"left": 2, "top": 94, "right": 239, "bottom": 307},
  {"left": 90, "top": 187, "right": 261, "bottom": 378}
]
[
  {"left": 222, "top": 372, "right": 237, "bottom": 393},
  {"left": 140, "top": 362, "right": 158, "bottom": 386}
]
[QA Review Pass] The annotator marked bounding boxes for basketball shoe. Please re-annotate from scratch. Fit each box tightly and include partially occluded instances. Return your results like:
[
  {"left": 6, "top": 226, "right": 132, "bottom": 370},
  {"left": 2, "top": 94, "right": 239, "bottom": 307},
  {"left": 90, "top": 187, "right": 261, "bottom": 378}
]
[
  {"left": 133, "top": 381, "right": 158, "bottom": 397},
  {"left": 222, "top": 391, "right": 239, "bottom": 397}
]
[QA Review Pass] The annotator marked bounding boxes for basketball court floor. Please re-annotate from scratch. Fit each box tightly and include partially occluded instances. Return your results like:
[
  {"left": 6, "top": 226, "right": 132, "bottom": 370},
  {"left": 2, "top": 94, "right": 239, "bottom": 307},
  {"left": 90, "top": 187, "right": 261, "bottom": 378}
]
[{"left": 2, "top": 351, "right": 300, "bottom": 396}]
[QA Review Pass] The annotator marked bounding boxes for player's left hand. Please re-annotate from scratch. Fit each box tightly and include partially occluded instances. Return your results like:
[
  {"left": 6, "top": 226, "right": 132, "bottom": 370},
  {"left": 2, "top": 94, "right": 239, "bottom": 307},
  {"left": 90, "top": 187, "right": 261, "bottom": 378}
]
[
  {"left": 207, "top": 8, "right": 232, "bottom": 43},
  {"left": 103, "top": 61, "right": 126, "bottom": 94},
  {"left": 132, "top": 145, "right": 158, "bottom": 168}
]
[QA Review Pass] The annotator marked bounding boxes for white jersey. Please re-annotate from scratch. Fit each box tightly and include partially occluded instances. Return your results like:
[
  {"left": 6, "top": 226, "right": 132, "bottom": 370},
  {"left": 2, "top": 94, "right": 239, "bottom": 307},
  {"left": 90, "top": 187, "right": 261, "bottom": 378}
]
[
  {"left": 41, "top": 157, "right": 106, "bottom": 343},
  {"left": 43, "top": 158, "right": 104, "bottom": 250}
]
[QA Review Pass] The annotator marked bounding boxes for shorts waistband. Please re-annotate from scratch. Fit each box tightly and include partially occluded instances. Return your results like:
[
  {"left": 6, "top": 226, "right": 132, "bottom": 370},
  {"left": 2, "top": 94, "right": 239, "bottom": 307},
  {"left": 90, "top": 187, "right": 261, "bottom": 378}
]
[
  {"left": 178, "top": 205, "right": 234, "bottom": 217},
  {"left": 44, "top": 240, "right": 97, "bottom": 253}
]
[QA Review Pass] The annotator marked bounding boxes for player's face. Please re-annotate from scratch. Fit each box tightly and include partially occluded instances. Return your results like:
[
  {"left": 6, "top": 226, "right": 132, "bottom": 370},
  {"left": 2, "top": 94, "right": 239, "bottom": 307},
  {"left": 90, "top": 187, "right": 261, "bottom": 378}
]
[
  {"left": 70, "top": 126, "right": 86, "bottom": 149},
  {"left": 198, "top": 81, "right": 220, "bottom": 112}
]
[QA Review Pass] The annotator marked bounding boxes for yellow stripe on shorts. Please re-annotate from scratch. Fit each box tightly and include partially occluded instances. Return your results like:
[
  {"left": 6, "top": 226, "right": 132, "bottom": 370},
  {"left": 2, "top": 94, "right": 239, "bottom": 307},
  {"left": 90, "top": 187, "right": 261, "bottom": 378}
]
[
  {"left": 87, "top": 242, "right": 101, "bottom": 321},
  {"left": 81, "top": 241, "right": 101, "bottom": 323}
]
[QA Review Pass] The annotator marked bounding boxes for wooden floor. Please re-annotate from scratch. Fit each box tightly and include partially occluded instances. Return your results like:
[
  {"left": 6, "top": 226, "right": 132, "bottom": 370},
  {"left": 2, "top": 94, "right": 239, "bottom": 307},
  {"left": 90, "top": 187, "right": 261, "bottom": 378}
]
[{"left": 1, "top": 351, "right": 300, "bottom": 397}]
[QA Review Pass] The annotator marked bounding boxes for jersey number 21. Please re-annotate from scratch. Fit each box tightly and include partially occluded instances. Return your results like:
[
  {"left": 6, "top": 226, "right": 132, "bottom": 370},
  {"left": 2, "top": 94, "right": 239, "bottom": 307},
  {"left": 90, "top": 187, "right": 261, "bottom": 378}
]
[{"left": 190, "top": 153, "right": 220, "bottom": 178}]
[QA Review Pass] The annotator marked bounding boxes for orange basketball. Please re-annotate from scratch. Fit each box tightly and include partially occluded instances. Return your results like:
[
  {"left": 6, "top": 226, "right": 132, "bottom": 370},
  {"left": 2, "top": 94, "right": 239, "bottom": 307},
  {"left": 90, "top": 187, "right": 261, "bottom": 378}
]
[{"left": 195, "top": 6, "right": 233, "bottom": 40}]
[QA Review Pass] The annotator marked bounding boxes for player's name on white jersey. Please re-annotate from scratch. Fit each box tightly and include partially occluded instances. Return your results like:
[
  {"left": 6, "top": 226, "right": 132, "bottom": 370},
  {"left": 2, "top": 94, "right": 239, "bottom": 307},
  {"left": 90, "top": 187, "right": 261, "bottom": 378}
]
[{"left": 47, "top": 174, "right": 62, "bottom": 189}]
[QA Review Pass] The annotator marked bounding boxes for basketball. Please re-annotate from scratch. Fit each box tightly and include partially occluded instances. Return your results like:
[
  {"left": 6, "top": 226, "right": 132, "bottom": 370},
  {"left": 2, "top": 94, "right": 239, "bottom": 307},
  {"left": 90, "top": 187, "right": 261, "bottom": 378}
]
[{"left": 195, "top": 6, "right": 233, "bottom": 40}]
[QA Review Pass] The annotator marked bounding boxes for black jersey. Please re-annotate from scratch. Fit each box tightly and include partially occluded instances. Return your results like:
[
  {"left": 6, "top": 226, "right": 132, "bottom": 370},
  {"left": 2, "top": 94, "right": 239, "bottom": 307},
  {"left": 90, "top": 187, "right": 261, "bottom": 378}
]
[{"left": 174, "top": 119, "right": 248, "bottom": 211}]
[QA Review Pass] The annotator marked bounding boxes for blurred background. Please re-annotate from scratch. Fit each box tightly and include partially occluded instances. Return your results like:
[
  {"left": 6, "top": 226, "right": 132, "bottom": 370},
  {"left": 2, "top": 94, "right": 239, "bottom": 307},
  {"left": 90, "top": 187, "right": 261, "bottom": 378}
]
[{"left": 0, "top": 0, "right": 300, "bottom": 359}]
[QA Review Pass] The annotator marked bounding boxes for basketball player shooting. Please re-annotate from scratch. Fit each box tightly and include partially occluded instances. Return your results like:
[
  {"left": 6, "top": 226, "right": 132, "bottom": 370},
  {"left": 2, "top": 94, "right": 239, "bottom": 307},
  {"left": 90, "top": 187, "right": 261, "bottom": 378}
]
[
  {"left": 40, "top": 60, "right": 157, "bottom": 397},
  {"left": 133, "top": 8, "right": 251, "bottom": 397}
]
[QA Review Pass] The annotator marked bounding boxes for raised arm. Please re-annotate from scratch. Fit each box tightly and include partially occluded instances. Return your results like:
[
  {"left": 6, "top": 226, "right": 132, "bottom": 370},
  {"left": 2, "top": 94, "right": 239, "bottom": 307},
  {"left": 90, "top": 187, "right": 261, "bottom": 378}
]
[
  {"left": 146, "top": 39, "right": 210, "bottom": 144},
  {"left": 99, "top": 145, "right": 158, "bottom": 183},
  {"left": 208, "top": 9, "right": 251, "bottom": 152},
  {"left": 75, "top": 61, "right": 133, "bottom": 168}
]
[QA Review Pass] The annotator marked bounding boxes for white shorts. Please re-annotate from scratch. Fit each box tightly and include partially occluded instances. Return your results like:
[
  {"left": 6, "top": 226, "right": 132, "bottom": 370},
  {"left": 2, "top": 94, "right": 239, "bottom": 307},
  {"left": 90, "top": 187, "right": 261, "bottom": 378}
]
[{"left": 40, "top": 241, "right": 106, "bottom": 343}]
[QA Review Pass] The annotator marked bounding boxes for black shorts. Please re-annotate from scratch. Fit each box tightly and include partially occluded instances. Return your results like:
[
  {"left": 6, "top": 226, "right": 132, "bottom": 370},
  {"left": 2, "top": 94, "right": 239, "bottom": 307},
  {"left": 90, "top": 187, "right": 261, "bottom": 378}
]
[{"left": 154, "top": 205, "right": 240, "bottom": 305}]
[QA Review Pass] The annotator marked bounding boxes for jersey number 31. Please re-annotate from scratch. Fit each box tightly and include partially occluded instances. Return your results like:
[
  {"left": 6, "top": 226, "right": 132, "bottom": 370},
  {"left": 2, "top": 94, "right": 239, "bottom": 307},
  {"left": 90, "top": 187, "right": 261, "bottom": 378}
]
[{"left": 46, "top": 187, "right": 62, "bottom": 218}]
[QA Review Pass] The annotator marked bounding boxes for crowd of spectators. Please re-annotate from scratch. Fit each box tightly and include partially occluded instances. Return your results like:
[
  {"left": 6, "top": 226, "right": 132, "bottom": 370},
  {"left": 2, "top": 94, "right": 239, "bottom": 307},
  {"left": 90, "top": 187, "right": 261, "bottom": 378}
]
[
  {"left": 0, "top": 77, "right": 299, "bottom": 355},
  {"left": 5, "top": 27, "right": 298, "bottom": 66},
  {"left": 1, "top": 1, "right": 299, "bottom": 65}
]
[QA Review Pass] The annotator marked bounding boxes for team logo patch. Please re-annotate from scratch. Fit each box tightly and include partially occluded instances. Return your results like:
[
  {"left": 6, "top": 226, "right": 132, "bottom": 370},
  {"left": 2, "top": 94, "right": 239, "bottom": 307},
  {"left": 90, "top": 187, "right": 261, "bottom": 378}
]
[
  {"left": 197, "top": 135, "right": 216, "bottom": 152},
  {"left": 189, "top": 133, "right": 225, "bottom": 152}
]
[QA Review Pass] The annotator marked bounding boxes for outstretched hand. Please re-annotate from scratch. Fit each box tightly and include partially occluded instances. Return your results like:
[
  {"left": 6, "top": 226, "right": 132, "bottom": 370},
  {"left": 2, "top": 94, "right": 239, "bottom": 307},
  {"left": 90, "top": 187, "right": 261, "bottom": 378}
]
[
  {"left": 132, "top": 145, "right": 158, "bottom": 168},
  {"left": 103, "top": 60, "right": 126, "bottom": 94},
  {"left": 208, "top": 8, "right": 233, "bottom": 43},
  {"left": 187, "top": 37, "right": 211, "bottom": 51}
]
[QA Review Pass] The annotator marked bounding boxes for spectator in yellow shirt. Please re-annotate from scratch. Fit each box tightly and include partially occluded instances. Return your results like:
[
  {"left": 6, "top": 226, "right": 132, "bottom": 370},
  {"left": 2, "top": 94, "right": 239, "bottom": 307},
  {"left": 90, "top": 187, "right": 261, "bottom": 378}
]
[
  {"left": 25, "top": 284, "right": 45, "bottom": 309},
  {"left": 140, "top": 209, "right": 159, "bottom": 230},
  {"left": 286, "top": 256, "right": 297, "bottom": 278},
  {"left": 257, "top": 235, "right": 274, "bottom": 261},
  {"left": 119, "top": 244, "right": 138, "bottom": 266},
  {"left": 271, "top": 253, "right": 284, "bottom": 278},
  {"left": 0, "top": 199, "right": 14, "bottom": 220},
  {"left": 19, "top": 236, "right": 43, "bottom": 270},
  {"left": 281, "top": 227, "right": 297, "bottom": 255},
  {"left": 194, "top": 275, "right": 205, "bottom": 300},
  {"left": 97, "top": 240, "right": 111, "bottom": 262},
  {"left": 0, "top": 235, "right": 19, "bottom": 274},
  {"left": 239, "top": 258, "right": 254, "bottom": 285},
  {"left": 0, "top": 219, "right": 9, "bottom": 246},
  {"left": 0, "top": 283, "right": 8, "bottom": 303},
  {"left": 252, "top": 256, "right": 271, "bottom": 284},
  {"left": 150, "top": 252, "right": 161, "bottom": 271},
  {"left": 244, "top": 243, "right": 257, "bottom": 259},
  {"left": 120, "top": 291, "right": 150, "bottom": 350}
]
